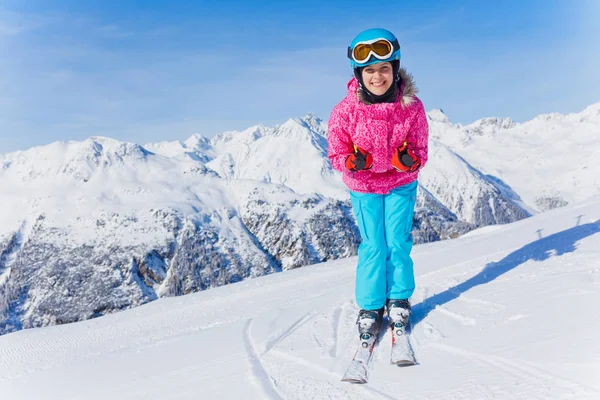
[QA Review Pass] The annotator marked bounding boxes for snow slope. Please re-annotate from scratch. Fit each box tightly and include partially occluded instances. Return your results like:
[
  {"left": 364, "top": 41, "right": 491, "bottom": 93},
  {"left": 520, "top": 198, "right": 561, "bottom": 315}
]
[{"left": 1, "top": 197, "right": 599, "bottom": 399}]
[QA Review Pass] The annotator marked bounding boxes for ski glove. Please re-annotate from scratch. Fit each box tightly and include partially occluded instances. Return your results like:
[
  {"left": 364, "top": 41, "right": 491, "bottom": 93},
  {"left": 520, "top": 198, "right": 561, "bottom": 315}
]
[
  {"left": 345, "top": 145, "right": 373, "bottom": 172},
  {"left": 392, "top": 141, "right": 421, "bottom": 173}
]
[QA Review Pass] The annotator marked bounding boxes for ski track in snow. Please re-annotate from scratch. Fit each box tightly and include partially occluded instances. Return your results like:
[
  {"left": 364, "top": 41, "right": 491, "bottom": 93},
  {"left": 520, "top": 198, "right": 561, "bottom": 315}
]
[
  {"left": 432, "top": 304, "right": 477, "bottom": 326},
  {"left": 329, "top": 306, "right": 342, "bottom": 357},
  {"left": 242, "top": 318, "right": 284, "bottom": 400},
  {"left": 267, "top": 347, "right": 397, "bottom": 400},
  {"left": 263, "top": 310, "right": 317, "bottom": 354},
  {"left": 455, "top": 293, "right": 506, "bottom": 311},
  {"left": 430, "top": 342, "right": 599, "bottom": 399},
  {"left": 421, "top": 321, "right": 444, "bottom": 341}
]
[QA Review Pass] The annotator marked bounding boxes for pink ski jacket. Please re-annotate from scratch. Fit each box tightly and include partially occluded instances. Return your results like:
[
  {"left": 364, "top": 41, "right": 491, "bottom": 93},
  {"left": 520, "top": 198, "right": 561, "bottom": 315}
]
[{"left": 327, "top": 68, "right": 429, "bottom": 194}]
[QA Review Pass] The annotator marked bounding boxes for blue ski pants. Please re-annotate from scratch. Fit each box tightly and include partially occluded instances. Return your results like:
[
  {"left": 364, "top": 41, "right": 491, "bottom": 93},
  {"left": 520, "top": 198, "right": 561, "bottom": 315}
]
[{"left": 349, "top": 181, "right": 418, "bottom": 310}]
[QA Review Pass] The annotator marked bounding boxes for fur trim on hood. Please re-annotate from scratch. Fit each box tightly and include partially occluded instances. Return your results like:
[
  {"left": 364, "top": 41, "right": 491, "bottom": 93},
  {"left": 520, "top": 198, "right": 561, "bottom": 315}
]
[{"left": 356, "top": 67, "right": 418, "bottom": 107}]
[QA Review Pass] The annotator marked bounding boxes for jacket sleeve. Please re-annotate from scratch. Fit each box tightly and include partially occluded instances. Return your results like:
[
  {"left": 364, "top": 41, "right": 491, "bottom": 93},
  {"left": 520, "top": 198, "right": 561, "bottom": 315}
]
[
  {"left": 407, "top": 99, "right": 429, "bottom": 169},
  {"left": 327, "top": 105, "right": 354, "bottom": 172}
]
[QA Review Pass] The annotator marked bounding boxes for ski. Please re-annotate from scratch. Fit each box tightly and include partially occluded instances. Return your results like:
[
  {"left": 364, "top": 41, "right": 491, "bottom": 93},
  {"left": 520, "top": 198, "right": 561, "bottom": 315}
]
[
  {"left": 389, "top": 320, "right": 416, "bottom": 365},
  {"left": 341, "top": 331, "right": 379, "bottom": 383}
]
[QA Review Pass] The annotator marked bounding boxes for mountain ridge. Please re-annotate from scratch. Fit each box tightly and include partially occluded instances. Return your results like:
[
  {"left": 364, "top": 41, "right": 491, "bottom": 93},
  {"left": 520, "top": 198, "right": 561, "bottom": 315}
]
[{"left": 1, "top": 101, "right": 597, "bottom": 334}]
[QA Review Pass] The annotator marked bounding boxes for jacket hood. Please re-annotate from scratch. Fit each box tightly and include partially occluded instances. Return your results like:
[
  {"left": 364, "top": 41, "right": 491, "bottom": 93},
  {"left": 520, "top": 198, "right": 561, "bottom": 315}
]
[{"left": 348, "top": 67, "right": 418, "bottom": 108}]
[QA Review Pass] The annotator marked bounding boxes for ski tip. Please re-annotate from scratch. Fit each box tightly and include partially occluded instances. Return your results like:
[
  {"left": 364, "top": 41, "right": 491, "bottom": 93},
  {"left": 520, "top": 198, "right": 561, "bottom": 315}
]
[{"left": 341, "top": 368, "right": 369, "bottom": 383}]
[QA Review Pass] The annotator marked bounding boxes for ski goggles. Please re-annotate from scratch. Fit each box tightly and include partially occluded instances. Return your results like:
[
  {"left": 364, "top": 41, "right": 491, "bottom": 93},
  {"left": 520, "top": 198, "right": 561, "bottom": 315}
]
[{"left": 347, "top": 38, "right": 400, "bottom": 64}]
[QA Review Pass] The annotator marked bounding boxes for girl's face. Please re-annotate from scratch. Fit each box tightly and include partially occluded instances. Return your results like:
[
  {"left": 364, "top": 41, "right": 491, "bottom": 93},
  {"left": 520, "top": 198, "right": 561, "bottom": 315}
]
[{"left": 361, "top": 62, "right": 394, "bottom": 96}]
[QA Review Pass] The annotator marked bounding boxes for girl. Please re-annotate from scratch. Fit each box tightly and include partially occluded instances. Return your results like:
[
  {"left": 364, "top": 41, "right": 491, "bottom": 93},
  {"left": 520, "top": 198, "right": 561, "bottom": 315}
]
[{"left": 327, "top": 28, "right": 429, "bottom": 341}]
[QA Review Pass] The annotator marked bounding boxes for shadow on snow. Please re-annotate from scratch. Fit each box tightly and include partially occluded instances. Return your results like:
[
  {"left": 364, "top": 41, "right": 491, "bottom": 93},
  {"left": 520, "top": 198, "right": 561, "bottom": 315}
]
[{"left": 411, "top": 219, "right": 600, "bottom": 328}]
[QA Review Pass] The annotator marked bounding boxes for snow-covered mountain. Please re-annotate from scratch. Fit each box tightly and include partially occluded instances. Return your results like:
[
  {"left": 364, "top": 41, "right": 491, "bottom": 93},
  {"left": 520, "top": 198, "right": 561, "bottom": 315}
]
[
  {"left": 0, "top": 133, "right": 366, "bottom": 334},
  {"left": 418, "top": 140, "right": 529, "bottom": 226},
  {"left": 429, "top": 102, "right": 600, "bottom": 212},
  {"left": 146, "top": 115, "right": 347, "bottom": 200},
  {"left": 146, "top": 112, "right": 531, "bottom": 227},
  {"left": 1, "top": 197, "right": 598, "bottom": 399},
  {"left": 1, "top": 102, "right": 598, "bottom": 335},
  {"left": 0, "top": 138, "right": 277, "bottom": 331}
]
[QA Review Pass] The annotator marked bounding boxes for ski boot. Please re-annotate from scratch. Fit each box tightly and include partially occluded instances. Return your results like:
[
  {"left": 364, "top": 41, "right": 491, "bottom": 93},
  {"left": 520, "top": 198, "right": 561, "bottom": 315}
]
[
  {"left": 356, "top": 308, "right": 384, "bottom": 348},
  {"left": 387, "top": 299, "right": 416, "bottom": 365},
  {"left": 386, "top": 299, "right": 411, "bottom": 335}
]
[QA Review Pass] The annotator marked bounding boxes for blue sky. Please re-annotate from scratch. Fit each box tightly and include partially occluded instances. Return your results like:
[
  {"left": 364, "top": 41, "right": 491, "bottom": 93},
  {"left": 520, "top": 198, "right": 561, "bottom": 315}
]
[{"left": 1, "top": 0, "right": 599, "bottom": 153}]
